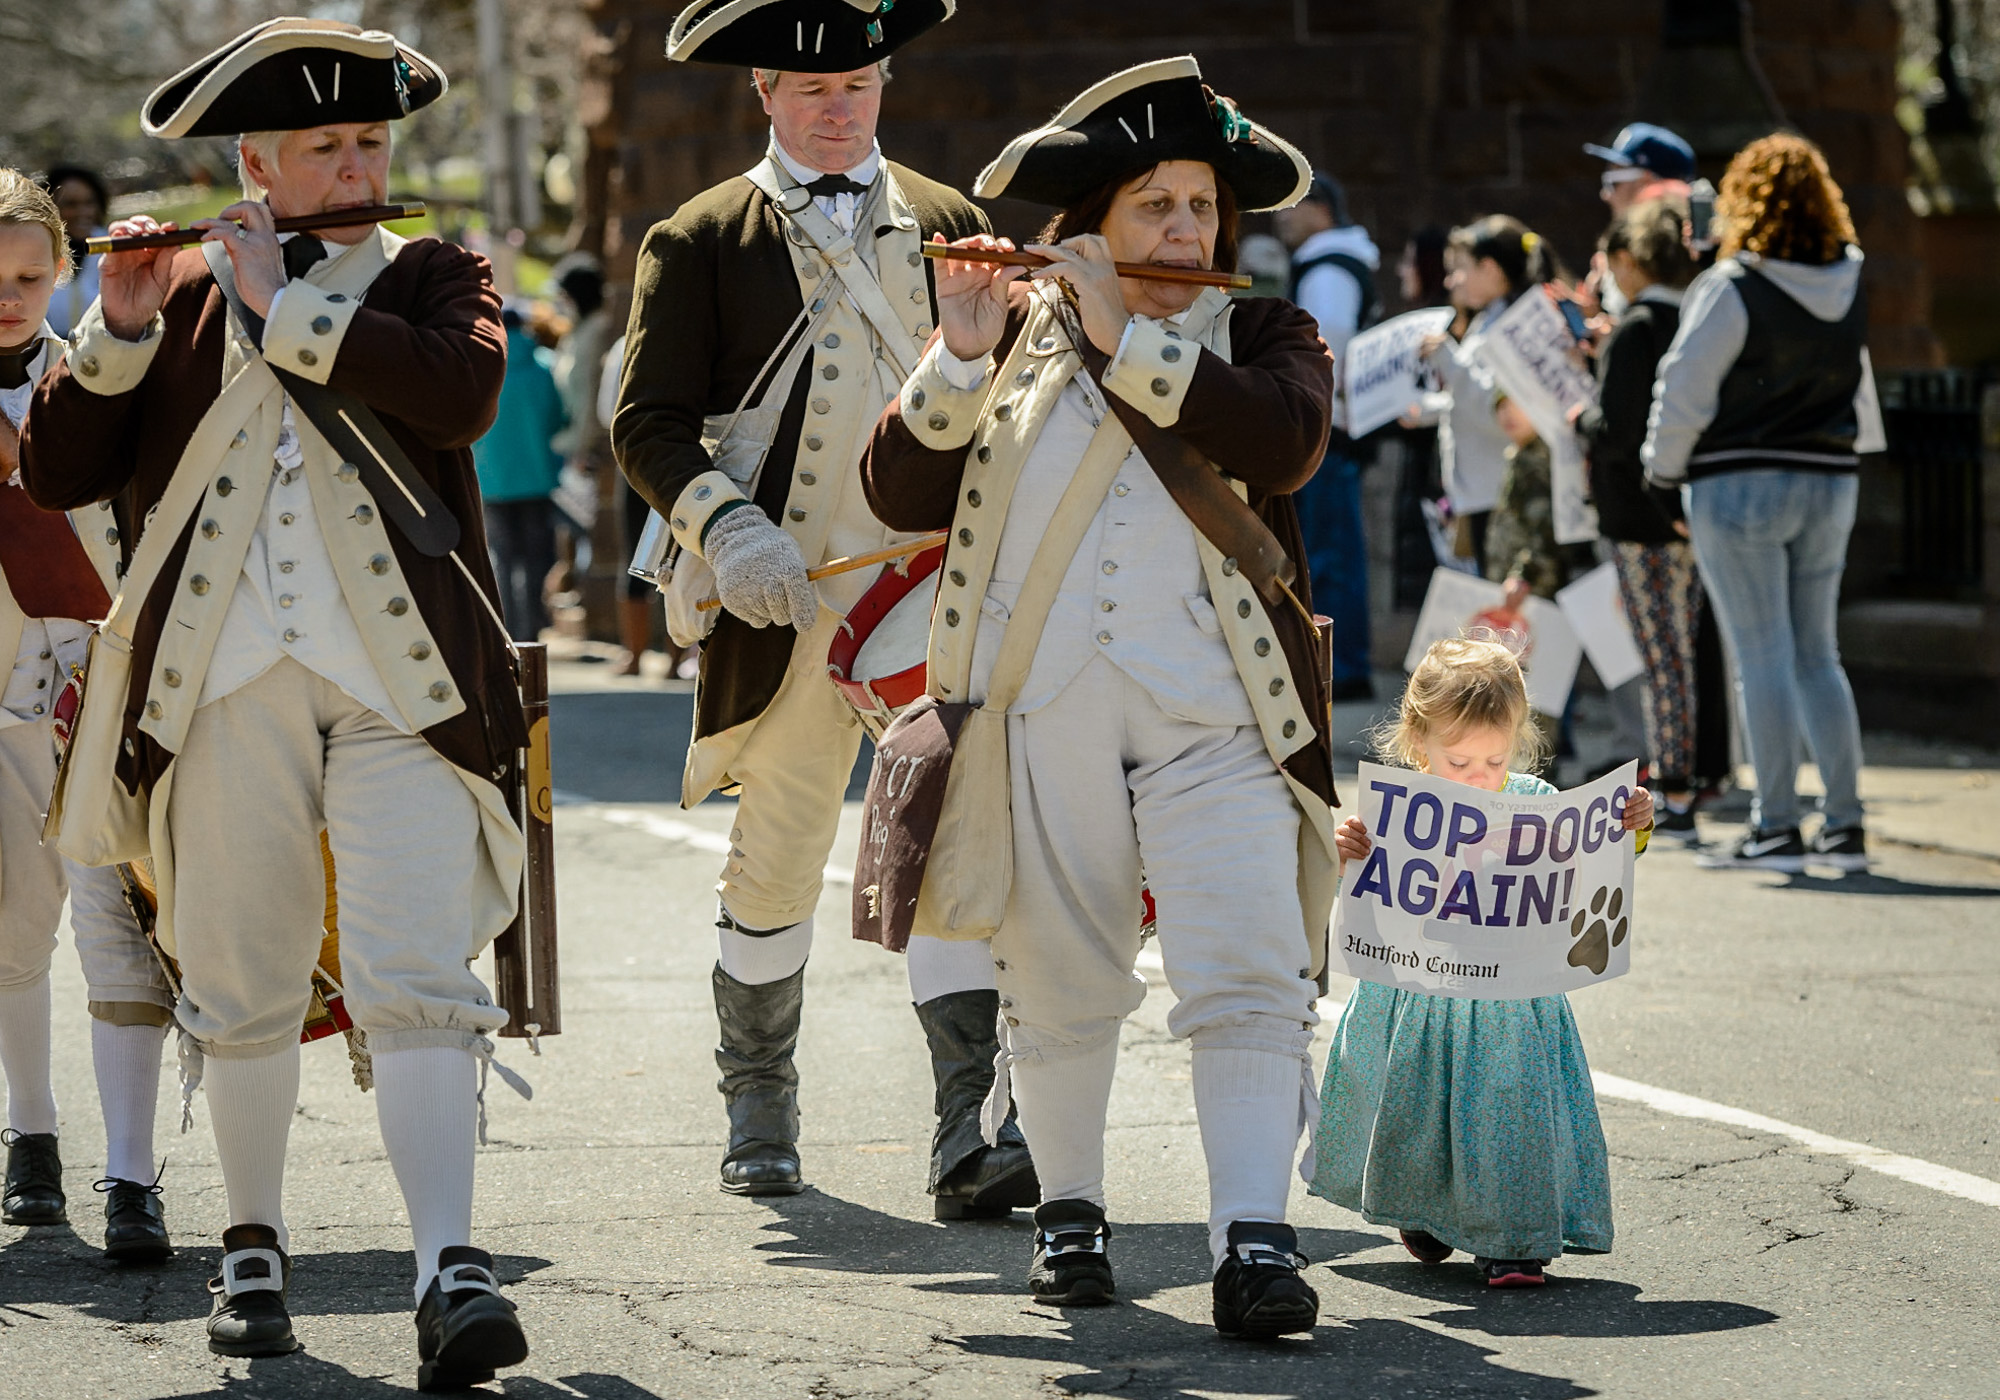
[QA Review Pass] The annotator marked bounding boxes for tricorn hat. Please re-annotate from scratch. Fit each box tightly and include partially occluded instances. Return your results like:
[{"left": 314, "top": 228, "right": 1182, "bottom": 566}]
[
  {"left": 974, "top": 56, "right": 1311, "bottom": 214},
  {"left": 668, "top": 0, "right": 953, "bottom": 73},
  {"left": 141, "top": 18, "right": 447, "bottom": 139}
]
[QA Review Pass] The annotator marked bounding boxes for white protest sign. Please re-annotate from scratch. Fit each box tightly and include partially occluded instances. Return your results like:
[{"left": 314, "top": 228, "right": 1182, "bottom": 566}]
[
  {"left": 1476, "top": 292, "right": 1599, "bottom": 546},
  {"left": 1555, "top": 562, "right": 1645, "bottom": 689},
  {"left": 1341, "top": 307, "right": 1454, "bottom": 439},
  {"left": 1336, "top": 761, "right": 1640, "bottom": 1000},
  {"left": 1404, "top": 567, "right": 1581, "bottom": 717}
]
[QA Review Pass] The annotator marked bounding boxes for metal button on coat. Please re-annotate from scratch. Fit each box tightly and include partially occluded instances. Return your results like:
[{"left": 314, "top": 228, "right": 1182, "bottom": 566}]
[
  {"left": 909, "top": 287, "right": 924, "bottom": 303},
  {"left": 279, "top": 594, "right": 295, "bottom": 608},
  {"left": 201, "top": 519, "right": 219, "bottom": 539},
  {"left": 231, "top": 431, "right": 248, "bottom": 449},
  {"left": 910, "top": 388, "right": 926, "bottom": 410},
  {"left": 915, "top": 323, "right": 930, "bottom": 338},
  {"left": 1096, "top": 630, "right": 1112, "bottom": 644},
  {"left": 283, "top": 628, "right": 300, "bottom": 643},
  {"left": 1269, "top": 678, "right": 1285, "bottom": 696},
  {"left": 354, "top": 504, "right": 374, "bottom": 524},
  {"left": 387, "top": 597, "right": 410, "bottom": 616},
  {"left": 976, "top": 445, "right": 991, "bottom": 464},
  {"left": 1113, "top": 484, "right": 1130, "bottom": 497},
  {"left": 409, "top": 641, "right": 432, "bottom": 660},
  {"left": 694, "top": 484, "right": 712, "bottom": 501},
  {"left": 1161, "top": 344, "right": 1182, "bottom": 363},
  {"left": 928, "top": 411, "right": 949, "bottom": 431},
  {"left": 823, "top": 333, "right": 840, "bottom": 349},
  {"left": 812, "top": 398, "right": 831, "bottom": 414},
  {"left": 958, "top": 528, "right": 974, "bottom": 546},
  {"left": 805, "top": 435, "right": 823, "bottom": 452},
  {"left": 822, "top": 364, "right": 839, "bottom": 380},
  {"left": 311, "top": 315, "right": 333, "bottom": 335},
  {"left": 105, "top": 527, "right": 119, "bottom": 544},
  {"left": 279, "top": 562, "right": 294, "bottom": 573},
  {"left": 215, "top": 477, "right": 234, "bottom": 496},
  {"left": 298, "top": 350, "right": 318, "bottom": 367},
  {"left": 1016, "top": 368, "right": 1035, "bottom": 386},
  {"left": 944, "top": 608, "right": 960, "bottom": 627},
  {"left": 1254, "top": 638, "right": 1271, "bottom": 656},
  {"left": 336, "top": 461, "right": 359, "bottom": 482},
  {"left": 966, "top": 489, "right": 981, "bottom": 507},
  {"left": 1036, "top": 337, "right": 1056, "bottom": 352},
  {"left": 789, "top": 507, "right": 808, "bottom": 521},
  {"left": 368, "top": 554, "right": 391, "bottom": 575},
  {"left": 428, "top": 681, "right": 453, "bottom": 702},
  {"left": 1150, "top": 377, "right": 1170, "bottom": 396},
  {"left": 189, "top": 575, "right": 209, "bottom": 595},
  {"left": 949, "top": 569, "right": 966, "bottom": 587},
  {"left": 279, "top": 513, "right": 296, "bottom": 526},
  {"left": 1237, "top": 599, "right": 1252, "bottom": 617},
  {"left": 907, "top": 250, "right": 921, "bottom": 267},
  {"left": 1221, "top": 557, "right": 1238, "bottom": 576},
  {"left": 994, "top": 403, "right": 1012, "bottom": 421},
  {"left": 1282, "top": 720, "right": 1298, "bottom": 738},
  {"left": 1102, "top": 561, "right": 1117, "bottom": 575},
  {"left": 78, "top": 355, "right": 100, "bottom": 377},
  {"left": 798, "top": 470, "right": 817, "bottom": 486},
  {"left": 164, "top": 669, "right": 183, "bottom": 688},
  {"left": 328, "top": 294, "right": 346, "bottom": 304},
  {"left": 1100, "top": 600, "right": 1115, "bottom": 612},
  {"left": 145, "top": 700, "right": 162, "bottom": 719}
]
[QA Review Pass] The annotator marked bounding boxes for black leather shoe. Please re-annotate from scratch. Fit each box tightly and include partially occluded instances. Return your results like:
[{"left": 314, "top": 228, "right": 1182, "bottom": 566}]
[
  {"left": 1028, "top": 1199, "right": 1115, "bottom": 1306},
  {"left": 1212, "top": 1221, "right": 1319, "bottom": 1339},
  {"left": 934, "top": 1141, "right": 1039, "bottom": 1220},
  {"left": 206, "top": 1223, "right": 297, "bottom": 1357},
  {"left": 415, "top": 1246, "right": 529, "bottom": 1392},
  {"left": 1, "top": 1130, "right": 65, "bottom": 1226},
  {"left": 98, "top": 1173, "right": 173, "bottom": 1263},
  {"left": 719, "top": 1141, "right": 805, "bottom": 1196},
  {"left": 916, "top": 990, "right": 1039, "bottom": 1221}
]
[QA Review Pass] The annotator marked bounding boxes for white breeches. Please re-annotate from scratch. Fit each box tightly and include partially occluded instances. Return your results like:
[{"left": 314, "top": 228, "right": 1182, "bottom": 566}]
[
  {"left": 0, "top": 719, "right": 169, "bottom": 1013},
  {"left": 168, "top": 657, "right": 501, "bottom": 1057}
]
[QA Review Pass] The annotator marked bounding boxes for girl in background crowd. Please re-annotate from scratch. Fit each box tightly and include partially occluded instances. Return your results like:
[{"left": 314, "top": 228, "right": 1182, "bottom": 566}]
[
  {"left": 1574, "top": 201, "right": 1704, "bottom": 841},
  {"left": 1407, "top": 215, "right": 1559, "bottom": 567},
  {"left": 1642, "top": 133, "right": 1879, "bottom": 873},
  {"left": 1310, "top": 637, "right": 1652, "bottom": 1286}
]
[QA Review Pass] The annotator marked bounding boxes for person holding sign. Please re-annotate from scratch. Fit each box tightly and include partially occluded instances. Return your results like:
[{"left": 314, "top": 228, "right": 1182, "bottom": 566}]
[{"left": 1308, "top": 638, "right": 1651, "bottom": 1288}]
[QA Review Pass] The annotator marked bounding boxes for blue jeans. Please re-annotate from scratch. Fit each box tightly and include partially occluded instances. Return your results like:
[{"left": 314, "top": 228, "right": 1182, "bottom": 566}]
[
  {"left": 1683, "top": 471, "right": 1864, "bottom": 834},
  {"left": 1295, "top": 448, "right": 1371, "bottom": 685}
]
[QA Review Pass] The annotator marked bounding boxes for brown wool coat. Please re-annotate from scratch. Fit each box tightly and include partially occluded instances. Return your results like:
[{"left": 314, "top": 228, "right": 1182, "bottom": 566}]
[
  {"left": 19, "top": 237, "right": 525, "bottom": 797},
  {"left": 861, "top": 294, "right": 1340, "bottom": 810}
]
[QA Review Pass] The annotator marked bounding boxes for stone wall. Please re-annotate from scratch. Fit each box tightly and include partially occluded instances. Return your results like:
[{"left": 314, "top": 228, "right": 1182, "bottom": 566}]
[{"left": 577, "top": 0, "right": 1935, "bottom": 365}]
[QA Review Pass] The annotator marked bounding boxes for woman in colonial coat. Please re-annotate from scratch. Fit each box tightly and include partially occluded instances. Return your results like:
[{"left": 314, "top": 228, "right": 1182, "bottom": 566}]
[{"left": 862, "top": 57, "right": 1340, "bottom": 1340}]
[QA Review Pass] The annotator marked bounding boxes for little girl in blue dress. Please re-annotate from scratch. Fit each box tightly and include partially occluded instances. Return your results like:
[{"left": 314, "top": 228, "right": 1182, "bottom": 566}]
[{"left": 1309, "top": 637, "right": 1652, "bottom": 1286}]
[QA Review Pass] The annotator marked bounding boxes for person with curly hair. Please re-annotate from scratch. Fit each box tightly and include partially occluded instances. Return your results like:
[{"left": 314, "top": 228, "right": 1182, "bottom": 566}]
[{"left": 1641, "top": 133, "right": 1884, "bottom": 874}]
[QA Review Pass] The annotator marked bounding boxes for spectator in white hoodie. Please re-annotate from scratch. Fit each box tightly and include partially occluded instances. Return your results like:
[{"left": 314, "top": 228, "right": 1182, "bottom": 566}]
[
  {"left": 1644, "top": 133, "right": 1885, "bottom": 875},
  {"left": 1275, "top": 173, "right": 1380, "bottom": 698}
]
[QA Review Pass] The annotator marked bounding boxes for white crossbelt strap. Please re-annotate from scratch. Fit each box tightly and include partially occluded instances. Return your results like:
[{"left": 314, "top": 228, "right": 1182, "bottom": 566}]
[{"left": 745, "top": 153, "right": 921, "bottom": 382}]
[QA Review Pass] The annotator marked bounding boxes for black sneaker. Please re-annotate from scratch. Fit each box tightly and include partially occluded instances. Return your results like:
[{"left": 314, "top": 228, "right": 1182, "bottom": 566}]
[
  {"left": 1399, "top": 1228, "right": 1452, "bottom": 1264},
  {"left": 1, "top": 1130, "right": 65, "bottom": 1226},
  {"left": 206, "top": 1223, "right": 297, "bottom": 1357},
  {"left": 1479, "top": 1257, "right": 1547, "bottom": 1287},
  {"left": 1810, "top": 825, "right": 1868, "bottom": 873},
  {"left": 1652, "top": 802, "right": 1700, "bottom": 846},
  {"left": 1027, "top": 1199, "right": 1115, "bottom": 1306},
  {"left": 1696, "top": 826, "right": 1805, "bottom": 872},
  {"left": 415, "top": 1246, "right": 529, "bottom": 1392},
  {"left": 98, "top": 1173, "right": 172, "bottom": 1263},
  {"left": 1212, "top": 1221, "right": 1319, "bottom": 1339}
]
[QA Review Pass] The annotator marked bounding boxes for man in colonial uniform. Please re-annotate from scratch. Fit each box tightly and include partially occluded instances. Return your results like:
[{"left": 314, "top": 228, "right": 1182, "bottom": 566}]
[
  {"left": 22, "top": 20, "right": 531, "bottom": 1387},
  {"left": 615, "top": 0, "right": 1035, "bottom": 1214}
]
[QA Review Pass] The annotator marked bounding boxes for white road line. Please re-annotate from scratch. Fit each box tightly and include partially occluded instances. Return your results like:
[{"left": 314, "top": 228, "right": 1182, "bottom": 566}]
[
  {"left": 568, "top": 800, "right": 2000, "bottom": 1214},
  {"left": 577, "top": 804, "right": 853, "bottom": 887},
  {"left": 1592, "top": 1071, "right": 2000, "bottom": 1211}
]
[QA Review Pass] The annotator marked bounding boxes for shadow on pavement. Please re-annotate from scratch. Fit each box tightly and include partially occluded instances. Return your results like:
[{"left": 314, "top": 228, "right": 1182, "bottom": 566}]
[
  {"left": 1771, "top": 870, "right": 2000, "bottom": 898},
  {"left": 152, "top": 1351, "right": 432, "bottom": 1399},
  {"left": 955, "top": 1313, "right": 1596, "bottom": 1399},
  {"left": 504, "top": 1375, "right": 669, "bottom": 1399},
  {"left": 1335, "top": 1260, "right": 1778, "bottom": 1339}
]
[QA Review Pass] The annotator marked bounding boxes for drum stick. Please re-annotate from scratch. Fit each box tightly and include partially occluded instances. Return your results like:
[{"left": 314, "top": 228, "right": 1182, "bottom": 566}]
[
  {"left": 921, "top": 242, "right": 1252, "bottom": 291},
  {"left": 85, "top": 202, "right": 429, "bottom": 256},
  {"left": 695, "top": 529, "right": 949, "bottom": 612}
]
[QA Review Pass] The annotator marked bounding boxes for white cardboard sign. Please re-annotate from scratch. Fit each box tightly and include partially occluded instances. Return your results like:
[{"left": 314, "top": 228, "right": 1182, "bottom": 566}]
[
  {"left": 1404, "top": 567, "right": 1582, "bottom": 717},
  {"left": 1341, "top": 307, "right": 1455, "bottom": 439},
  {"left": 1336, "top": 761, "right": 1640, "bottom": 1000},
  {"left": 1476, "top": 292, "right": 1600, "bottom": 546},
  {"left": 1555, "top": 562, "right": 1646, "bottom": 690}
]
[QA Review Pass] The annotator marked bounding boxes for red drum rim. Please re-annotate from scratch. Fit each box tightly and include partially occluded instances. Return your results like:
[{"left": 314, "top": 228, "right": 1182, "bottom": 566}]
[{"left": 826, "top": 543, "right": 945, "bottom": 719}]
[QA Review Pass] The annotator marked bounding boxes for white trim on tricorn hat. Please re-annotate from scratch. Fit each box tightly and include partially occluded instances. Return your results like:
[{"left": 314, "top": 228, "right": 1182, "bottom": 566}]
[
  {"left": 141, "top": 18, "right": 447, "bottom": 140},
  {"left": 667, "top": 0, "right": 953, "bottom": 73},
  {"left": 973, "top": 55, "right": 1312, "bottom": 214}
]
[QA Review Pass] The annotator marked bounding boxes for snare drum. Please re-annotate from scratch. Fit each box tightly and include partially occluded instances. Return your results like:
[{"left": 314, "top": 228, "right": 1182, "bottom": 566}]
[{"left": 827, "top": 544, "right": 944, "bottom": 738}]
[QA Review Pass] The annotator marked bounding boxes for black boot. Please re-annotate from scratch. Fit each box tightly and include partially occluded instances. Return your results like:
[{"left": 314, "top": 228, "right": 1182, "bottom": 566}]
[
  {"left": 1028, "top": 1198, "right": 1115, "bottom": 1306},
  {"left": 206, "top": 1223, "right": 297, "bottom": 1357},
  {"left": 916, "top": 990, "right": 1038, "bottom": 1220},
  {"left": 98, "top": 1172, "right": 172, "bottom": 1263},
  {"left": 714, "top": 962, "right": 806, "bottom": 1196},
  {"left": 1211, "top": 1220, "right": 1319, "bottom": 1339},
  {"left": 1, "top": 1130, "right": 65, "bottom": 1226},
  {"left": 415, "top": 1246, "right": 530, "bottom": 1392}
]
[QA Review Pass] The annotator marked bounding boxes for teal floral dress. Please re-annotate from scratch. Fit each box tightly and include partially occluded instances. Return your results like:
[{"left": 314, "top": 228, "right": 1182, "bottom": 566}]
[{"left": 1307, "top": 772, "right": 1613, "bottom": 1261}]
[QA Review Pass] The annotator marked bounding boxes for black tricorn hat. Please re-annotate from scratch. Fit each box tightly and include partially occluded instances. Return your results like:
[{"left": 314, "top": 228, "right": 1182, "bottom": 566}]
[
  {"left": 668, "top": 0, "right": 953, "bottom": 73},
  {"left": 974, "top": 56, "right": 1312, "bottom": 214},
  {"left": 141, "top": 18, "right": 447, "bottom": 139}
]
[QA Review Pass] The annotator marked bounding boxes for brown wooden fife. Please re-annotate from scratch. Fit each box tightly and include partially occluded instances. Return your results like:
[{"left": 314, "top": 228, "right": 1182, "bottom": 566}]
[
  {"left": 920, "top": 241, "right": 1252, "bottom": 290},
  {"left": 85, "top": 202, "right": 429, "bottom": 256}
]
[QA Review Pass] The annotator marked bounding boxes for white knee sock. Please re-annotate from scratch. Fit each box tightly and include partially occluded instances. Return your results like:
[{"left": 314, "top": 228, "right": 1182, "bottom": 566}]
[
  {"left": 1009, "top": 1039, "right": 1119, "bottom": 1208},
  {"left": 1193, "top": 1046, "right": 1305, "bottom": 1271},
  {"left": 374, "top": 1046, "right": 476, "bottom": 1302},
  {"left": 205, "top": 1045, "right": 300, "bottom": 1254},
  {"left": 716, "top": 913, "right": 814, "bottom": 986},
  {"left": 906, "top": 935, "right": 997, "bottom": 1005},
  {"left": 0, "top": 972, "right": 59, "bottom": 1136},
  {"left": 92, "top": 1020, "right": 167, "bottom": 1184}
]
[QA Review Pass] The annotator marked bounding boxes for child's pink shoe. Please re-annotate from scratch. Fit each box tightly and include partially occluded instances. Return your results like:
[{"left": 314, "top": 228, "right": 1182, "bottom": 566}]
[{"left": 1479, "top": 1258, "right": 1547, "bottom": 1287}]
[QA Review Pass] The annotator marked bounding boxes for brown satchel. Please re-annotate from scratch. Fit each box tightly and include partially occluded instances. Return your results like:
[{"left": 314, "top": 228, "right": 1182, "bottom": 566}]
[{"left": 852, "top": 404, "right": 1135, "bottom": 950}]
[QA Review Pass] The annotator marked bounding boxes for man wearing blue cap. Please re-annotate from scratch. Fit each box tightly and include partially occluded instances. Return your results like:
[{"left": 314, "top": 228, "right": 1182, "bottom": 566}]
[{"left": 1586, "top": 122, "right": 1696, "bottom": 216}]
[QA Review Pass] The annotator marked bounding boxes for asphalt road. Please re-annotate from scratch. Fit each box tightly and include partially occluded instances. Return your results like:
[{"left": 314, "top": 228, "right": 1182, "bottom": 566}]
[{"left": 4, "top": 666, "right": 1997, "bottom": 1399}]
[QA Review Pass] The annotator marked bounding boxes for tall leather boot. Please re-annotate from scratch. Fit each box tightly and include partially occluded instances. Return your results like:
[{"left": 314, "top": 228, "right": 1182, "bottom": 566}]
[
  {"left": 916, "top": 990, "right": 1038, "bottom": 1220},
  {"left": 713, "top": 963, "right": 806, "bottom": 1196}
]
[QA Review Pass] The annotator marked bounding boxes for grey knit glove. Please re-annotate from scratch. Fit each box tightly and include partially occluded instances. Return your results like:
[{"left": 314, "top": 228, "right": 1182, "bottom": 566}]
[{"left": 703, "top": 506, "right": 819, "bottom": 630}]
